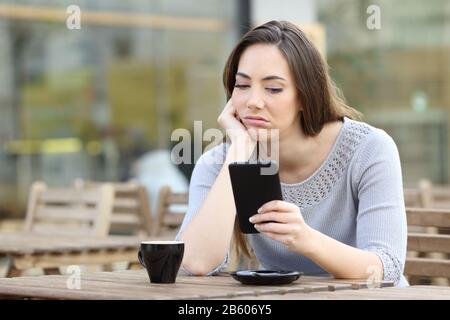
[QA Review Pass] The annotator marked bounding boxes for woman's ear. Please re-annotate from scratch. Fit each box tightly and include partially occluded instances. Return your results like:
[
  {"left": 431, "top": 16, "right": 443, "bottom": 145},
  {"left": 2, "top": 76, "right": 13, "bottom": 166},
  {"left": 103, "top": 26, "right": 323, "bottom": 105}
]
[{"left": 297, "top": 97, "right": 303, "bottom": 112}]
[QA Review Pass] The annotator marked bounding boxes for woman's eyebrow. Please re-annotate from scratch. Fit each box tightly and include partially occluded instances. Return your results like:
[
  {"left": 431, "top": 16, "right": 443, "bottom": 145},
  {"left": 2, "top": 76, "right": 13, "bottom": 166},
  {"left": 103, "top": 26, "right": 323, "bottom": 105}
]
[{"left": 236, "top": 72, "right": 286, "bottom": 81}]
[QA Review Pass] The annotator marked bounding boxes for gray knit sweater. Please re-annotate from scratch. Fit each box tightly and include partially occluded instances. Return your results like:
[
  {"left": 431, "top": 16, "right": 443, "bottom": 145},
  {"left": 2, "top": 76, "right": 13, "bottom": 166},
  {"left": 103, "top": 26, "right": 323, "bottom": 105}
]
[{"left": 176, "top": 117, "right": 408, "bottom": 286}]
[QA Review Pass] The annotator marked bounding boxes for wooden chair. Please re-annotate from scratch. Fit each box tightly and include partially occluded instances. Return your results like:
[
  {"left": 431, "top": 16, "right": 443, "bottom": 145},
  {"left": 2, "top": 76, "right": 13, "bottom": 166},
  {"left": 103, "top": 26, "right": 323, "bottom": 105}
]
[
  {"left": 153, "top": 186, "right": 187, "bottom": 237},
  {"left": 403, "top": 187, "right": 422, "bottom": 207},
  {"left": 418, "top": 179, "right": 450, "bottom": 210},
  {"left": 24, "top": 181, "right": 114, "bottom": 236},
  {"left": 403, "top": 179, "right": 450, "bottom": 209},
  {"left": 74, "top": 179, "right": 153, "bottom": 237},
  {"left": 417, "top": 179, "right": 450, "bottom": 284},
  {"left": 405, "top": 207, "right": 450, "bottom": 285}
]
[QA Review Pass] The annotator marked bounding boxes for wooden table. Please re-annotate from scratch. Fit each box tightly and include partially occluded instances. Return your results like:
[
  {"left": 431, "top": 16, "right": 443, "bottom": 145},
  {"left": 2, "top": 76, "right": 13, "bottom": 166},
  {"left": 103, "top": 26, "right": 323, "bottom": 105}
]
[
  {"left": 0, "top": 269, "right": 402, "bottom": 300},
  {"left": 0, "top": 232, "right": 147, "bottom": 277},
  {"left": 225, "top": 285, "right": 450, "bottom": 300}
]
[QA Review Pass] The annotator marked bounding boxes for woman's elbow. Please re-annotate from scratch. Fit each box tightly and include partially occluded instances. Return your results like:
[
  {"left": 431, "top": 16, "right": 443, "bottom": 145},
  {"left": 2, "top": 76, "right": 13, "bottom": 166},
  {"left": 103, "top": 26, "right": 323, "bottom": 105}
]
[{"left": 181, "top": 260, "right": 215, "bottom": 276}]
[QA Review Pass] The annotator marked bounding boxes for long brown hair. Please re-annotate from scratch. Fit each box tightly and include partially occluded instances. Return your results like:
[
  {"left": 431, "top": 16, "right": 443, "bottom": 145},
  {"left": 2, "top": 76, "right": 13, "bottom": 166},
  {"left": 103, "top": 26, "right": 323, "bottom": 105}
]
[{"left": 222, "top": 20, "right": 362, "bottom": 261}]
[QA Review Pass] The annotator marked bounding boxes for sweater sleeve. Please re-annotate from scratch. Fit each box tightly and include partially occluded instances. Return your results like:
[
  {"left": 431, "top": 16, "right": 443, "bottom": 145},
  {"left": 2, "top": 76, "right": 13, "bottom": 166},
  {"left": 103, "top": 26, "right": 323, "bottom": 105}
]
[
  {"left": 175, "top": 143, "right": 230, "bottom": 275},
  {"left": 353, "top": 129, "right": 407, "bottom": 284}
]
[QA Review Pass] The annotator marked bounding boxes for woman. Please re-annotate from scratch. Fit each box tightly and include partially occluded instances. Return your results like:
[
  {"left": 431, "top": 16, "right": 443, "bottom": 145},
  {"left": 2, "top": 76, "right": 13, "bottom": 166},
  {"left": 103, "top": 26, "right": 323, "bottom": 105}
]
[{"left": 176, "top": 20, "right": 407, "bottom": 286}]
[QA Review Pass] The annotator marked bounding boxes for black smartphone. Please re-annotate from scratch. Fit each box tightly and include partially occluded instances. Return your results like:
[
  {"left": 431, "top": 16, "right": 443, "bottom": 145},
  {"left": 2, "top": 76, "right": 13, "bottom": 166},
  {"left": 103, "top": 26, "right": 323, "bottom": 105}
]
[{"left": 228, "top": 160, "right": 283, "bottom": 234}]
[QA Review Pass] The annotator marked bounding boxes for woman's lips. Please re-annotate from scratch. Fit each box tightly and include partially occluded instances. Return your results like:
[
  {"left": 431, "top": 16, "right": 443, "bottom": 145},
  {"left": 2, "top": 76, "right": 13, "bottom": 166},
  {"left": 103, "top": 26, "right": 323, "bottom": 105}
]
[{"left": 243, "top": 117, "right": 270, "bottom": 127}]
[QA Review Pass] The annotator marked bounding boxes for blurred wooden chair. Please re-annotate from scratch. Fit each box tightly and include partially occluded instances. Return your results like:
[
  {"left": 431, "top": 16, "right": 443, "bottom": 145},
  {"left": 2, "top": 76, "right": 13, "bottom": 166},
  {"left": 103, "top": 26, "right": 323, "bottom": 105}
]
[
  {"left": 405, "top": 207, "right": 450, "bottom": 286},
  {"left": 403, "top": 187, "right": 422, "bottom": 207},
  {"left": 418, "top": 179, "right": 450, "bottom": 210},
  {"left": 74, "top": 179, "right": 152, "bottom": 237},
  {"left": 417, "top": 179, "right": 450, "bottom": 285},
  {"left": 153, "top": 186, "right": 187, "bottom": 237},
  {"left": 24, "top": 181, "right": 114, "bottom": 236}
]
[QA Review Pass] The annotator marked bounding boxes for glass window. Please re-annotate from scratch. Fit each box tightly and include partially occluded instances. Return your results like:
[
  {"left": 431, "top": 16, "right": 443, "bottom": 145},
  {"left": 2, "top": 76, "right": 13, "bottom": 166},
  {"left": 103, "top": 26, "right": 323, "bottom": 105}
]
[
  {"left": 0, "top": 0, "right": 240, "bottom": 215},
  {"left": 317, "top": 0, "right": 450, "bottom": 184}
]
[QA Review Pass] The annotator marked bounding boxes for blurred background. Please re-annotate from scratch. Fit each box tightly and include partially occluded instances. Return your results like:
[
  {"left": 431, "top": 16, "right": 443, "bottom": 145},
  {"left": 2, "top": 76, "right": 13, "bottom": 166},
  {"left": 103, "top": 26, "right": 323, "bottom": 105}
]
[{"left": 0, "top": 0, "right": 449, "bottom": 219}]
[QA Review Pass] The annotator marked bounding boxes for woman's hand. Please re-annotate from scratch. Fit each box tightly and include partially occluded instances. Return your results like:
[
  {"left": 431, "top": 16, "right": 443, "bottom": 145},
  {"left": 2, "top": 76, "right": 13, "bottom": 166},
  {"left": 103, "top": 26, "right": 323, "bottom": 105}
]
[
  {"left": 218, "top": 100, "right": 256, "bottom": 161},
  {"left": 217, "top": 100, "right": 251, "bottom": 144},
  {"left": 249, "top": 200, "right": 315, "bottom": 254}
]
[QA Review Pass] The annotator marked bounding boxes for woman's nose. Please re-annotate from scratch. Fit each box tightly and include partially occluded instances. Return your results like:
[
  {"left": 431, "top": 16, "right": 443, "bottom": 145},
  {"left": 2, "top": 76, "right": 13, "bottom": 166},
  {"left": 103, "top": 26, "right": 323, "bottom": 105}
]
[{"left": 246, "top": 90, "right": 264, "bottom": 110}]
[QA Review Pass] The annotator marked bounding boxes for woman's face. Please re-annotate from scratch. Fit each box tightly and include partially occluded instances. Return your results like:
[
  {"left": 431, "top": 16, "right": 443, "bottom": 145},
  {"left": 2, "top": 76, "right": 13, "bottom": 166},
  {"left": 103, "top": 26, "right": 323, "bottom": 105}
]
[{"left": 232, "top": 44, "right": 301, "bottom": 140}]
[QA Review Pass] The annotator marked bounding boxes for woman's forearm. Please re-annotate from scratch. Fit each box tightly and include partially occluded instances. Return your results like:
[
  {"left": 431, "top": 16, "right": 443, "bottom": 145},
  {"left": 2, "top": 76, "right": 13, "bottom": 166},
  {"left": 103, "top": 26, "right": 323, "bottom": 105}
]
[
  {"left": 304, "top": 227, "right": 384, "bottom": 280},
  {"left": 179, "top": 161, "right": 235, "bottom": 275},
  {"left": 179, "top": 143, "right": 254, "bottom": 275}
]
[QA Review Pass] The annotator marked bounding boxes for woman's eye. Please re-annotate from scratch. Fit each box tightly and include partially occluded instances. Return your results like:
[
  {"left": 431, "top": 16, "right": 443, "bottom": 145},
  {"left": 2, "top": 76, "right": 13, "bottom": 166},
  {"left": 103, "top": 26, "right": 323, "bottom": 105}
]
[
  {"left": 267, "top": 88, "right": 283, "bottom": 94},
  {"left": 234, "top": 84, "right": 250, "bottom": 89}
]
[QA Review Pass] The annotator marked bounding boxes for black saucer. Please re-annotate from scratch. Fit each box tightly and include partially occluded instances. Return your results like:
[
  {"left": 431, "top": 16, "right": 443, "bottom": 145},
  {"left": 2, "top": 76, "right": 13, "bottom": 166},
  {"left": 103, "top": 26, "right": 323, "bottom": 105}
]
[{"left": 230, "top": 270, "right": 302, "bottom": 285}]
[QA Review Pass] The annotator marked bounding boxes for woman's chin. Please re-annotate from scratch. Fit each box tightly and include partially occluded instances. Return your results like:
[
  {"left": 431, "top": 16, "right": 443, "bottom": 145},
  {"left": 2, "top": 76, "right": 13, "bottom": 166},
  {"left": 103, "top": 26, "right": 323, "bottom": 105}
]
[{"left": 247, "top": 127, "right": 278, "bottom": 142}]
